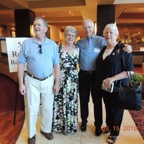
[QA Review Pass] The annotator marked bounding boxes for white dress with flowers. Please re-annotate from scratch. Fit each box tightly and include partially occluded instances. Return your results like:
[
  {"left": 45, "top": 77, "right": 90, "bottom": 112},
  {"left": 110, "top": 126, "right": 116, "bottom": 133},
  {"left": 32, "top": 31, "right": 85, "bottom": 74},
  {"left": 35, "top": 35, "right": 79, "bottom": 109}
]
[{"left": 52, "top": 45, "right": 79, "bottom": 134}]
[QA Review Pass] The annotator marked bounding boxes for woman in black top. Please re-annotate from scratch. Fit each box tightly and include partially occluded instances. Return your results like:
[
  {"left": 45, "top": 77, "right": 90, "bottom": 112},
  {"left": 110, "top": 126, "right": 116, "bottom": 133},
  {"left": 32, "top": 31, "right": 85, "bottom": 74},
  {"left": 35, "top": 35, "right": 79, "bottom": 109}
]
[{"left": 95, "top": 23, "right": 134, "bottom": 144}]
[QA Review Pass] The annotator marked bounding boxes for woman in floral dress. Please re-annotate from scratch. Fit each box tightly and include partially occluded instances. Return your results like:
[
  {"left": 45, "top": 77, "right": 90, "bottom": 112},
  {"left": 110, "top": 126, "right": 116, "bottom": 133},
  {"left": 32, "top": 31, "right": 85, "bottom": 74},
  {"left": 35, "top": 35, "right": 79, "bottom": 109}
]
[{"left": 52, "top": 26, "right": 79, "bottom": 135}]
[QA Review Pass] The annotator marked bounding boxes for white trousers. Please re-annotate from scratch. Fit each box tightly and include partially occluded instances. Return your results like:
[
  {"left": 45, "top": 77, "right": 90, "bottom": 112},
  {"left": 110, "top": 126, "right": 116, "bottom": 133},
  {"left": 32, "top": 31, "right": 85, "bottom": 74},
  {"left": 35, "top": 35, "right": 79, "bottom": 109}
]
[{"left": 24, "top": 75, "right": 54, "bottom": 138}]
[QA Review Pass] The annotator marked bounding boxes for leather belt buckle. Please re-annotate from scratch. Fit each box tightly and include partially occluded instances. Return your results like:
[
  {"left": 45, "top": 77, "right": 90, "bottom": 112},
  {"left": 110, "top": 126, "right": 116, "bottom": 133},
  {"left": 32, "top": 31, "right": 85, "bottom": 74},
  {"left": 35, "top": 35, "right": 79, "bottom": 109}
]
[{"left": 27, "top": 72, "right": 52, "bottom": 81}]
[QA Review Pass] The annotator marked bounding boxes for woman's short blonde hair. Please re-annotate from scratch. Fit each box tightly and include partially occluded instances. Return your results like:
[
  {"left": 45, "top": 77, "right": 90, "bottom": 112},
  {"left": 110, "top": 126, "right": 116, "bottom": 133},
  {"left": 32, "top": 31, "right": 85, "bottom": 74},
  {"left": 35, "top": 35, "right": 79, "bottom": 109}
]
[
  {"left": 64, "top": 26, "right": 78, "bottom": 37},
  {"left": 103, "top": 23, "right": 119, "bottom": 36}
]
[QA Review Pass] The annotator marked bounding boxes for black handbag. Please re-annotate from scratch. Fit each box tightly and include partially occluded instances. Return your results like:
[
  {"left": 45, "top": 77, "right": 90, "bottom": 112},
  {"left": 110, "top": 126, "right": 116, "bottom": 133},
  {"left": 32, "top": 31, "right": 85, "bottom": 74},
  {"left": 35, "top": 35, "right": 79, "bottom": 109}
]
[{"left": 114, "top": 71, "right": 142, "bottom": 110}]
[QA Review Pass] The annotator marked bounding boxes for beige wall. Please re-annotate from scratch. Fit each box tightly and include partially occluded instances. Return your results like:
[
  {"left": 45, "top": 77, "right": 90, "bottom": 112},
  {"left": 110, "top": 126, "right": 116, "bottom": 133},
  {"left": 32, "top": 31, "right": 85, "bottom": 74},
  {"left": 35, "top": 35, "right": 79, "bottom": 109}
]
[{"left": 49, "top": 25, "right": 60, "bottom": 43}]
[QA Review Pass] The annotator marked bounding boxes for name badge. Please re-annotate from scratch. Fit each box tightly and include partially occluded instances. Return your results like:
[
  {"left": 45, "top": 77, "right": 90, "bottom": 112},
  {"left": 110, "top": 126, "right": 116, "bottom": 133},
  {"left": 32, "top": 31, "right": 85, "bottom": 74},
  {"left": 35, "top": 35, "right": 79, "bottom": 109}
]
[{"left": 94, "top": 48, "right": 100, "bottom": 53}]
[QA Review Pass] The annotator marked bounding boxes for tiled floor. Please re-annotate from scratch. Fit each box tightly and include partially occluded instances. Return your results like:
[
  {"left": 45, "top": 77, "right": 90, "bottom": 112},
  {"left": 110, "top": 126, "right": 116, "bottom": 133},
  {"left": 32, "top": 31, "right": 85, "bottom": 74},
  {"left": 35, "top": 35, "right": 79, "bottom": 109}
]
[{"left": 16, "top": 98, "right": 144, "bottom": 144}]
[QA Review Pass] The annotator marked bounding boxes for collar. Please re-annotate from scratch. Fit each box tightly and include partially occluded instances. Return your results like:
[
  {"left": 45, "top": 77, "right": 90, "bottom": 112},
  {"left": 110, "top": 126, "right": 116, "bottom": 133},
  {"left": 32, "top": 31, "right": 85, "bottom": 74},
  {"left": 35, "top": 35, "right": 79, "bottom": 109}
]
[
  {"left": 32, "top": 36, "right": 49, "bottom": 45},
  {"left": 86, "top": 34, "right": 94, "bottom": 40}
]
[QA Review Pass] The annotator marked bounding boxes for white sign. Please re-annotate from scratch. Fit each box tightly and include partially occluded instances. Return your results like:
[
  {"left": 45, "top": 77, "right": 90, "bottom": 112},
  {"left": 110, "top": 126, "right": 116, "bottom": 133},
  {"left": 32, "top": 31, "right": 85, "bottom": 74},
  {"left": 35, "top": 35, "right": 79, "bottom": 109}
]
[{"left": 6, "top": 37, "right": 28, "bottom": 72}]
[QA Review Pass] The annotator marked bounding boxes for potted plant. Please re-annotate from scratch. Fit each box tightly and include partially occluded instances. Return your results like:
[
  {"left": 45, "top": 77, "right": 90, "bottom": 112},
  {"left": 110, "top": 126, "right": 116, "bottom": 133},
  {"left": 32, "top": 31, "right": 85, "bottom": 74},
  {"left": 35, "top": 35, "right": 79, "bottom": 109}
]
[
  {"left": 130, "top": 72, "right": 144, "bottom": 99},
  {"left": 132, "top": 72, "right": 144, "bottom": 85}
]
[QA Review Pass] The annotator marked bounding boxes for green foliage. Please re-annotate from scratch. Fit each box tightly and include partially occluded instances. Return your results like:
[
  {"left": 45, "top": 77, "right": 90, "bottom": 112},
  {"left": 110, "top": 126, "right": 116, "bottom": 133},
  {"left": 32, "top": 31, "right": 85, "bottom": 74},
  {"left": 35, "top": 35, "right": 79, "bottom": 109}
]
[{"left": 132, "top": 73, "right": 144, "bottom": 84}]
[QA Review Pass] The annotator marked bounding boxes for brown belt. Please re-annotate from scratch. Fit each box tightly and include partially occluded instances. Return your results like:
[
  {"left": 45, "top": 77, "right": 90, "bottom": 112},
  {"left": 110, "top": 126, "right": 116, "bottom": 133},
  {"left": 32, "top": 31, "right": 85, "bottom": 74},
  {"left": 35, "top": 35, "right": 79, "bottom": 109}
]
[{"left": 27, "top": 72, "right": 52, "bottom": 81}]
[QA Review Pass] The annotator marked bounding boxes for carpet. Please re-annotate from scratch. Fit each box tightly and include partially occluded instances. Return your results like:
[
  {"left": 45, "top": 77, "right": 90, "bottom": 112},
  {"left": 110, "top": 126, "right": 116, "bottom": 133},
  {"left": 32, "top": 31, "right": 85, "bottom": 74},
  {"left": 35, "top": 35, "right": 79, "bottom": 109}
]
[
  {"left": 129, "top": 100, "right": 144, "bottom": 139},
  {"left": 129, "top": 67, "right": 144, "bottom": 139}
]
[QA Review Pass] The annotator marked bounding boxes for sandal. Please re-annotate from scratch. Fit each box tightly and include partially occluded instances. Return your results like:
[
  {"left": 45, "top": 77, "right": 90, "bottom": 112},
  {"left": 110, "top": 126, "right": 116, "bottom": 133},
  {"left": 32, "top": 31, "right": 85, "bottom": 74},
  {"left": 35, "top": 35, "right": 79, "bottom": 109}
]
[{"left": 106, "top": 135, "right": 117, "bottom": 144}]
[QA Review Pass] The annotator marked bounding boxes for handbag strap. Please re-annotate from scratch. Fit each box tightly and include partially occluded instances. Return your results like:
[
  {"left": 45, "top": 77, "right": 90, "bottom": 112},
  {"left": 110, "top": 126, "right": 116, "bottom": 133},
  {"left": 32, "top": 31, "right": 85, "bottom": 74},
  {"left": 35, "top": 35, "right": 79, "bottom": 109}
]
[
  {"left": 119, "top": 53, "right": 126, "bottom": 86},
  {"left": 121, "top": 54, "right": 133, "bottom": 87},
  {"left": 126, "top": 71, "right": 135, "bottom": 87}
]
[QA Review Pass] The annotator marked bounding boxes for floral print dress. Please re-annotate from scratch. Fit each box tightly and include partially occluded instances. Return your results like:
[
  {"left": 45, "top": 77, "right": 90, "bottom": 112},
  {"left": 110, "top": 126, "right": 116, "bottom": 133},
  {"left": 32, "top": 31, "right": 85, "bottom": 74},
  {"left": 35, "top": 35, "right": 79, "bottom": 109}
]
[{"left": 52, "top": 45, "right": 79, "bottom": 134}]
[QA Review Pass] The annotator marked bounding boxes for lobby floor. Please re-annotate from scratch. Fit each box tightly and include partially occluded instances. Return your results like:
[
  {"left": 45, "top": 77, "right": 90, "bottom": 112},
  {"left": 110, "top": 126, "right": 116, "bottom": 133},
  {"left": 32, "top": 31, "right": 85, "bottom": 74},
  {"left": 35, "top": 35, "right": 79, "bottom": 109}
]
[{"left": 16, "top": 98, "right": 144, "bottom": 144}]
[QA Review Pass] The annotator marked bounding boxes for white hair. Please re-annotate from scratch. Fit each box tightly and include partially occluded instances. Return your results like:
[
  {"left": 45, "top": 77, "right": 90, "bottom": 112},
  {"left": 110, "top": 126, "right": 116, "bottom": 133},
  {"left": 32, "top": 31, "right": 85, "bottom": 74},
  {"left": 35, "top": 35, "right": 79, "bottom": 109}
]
[
  {"left": 82, "top": 18, "right": 94, "bottom": 28},
  {"left": 103, "top": 23, "right": 119, "bottom": 36}
]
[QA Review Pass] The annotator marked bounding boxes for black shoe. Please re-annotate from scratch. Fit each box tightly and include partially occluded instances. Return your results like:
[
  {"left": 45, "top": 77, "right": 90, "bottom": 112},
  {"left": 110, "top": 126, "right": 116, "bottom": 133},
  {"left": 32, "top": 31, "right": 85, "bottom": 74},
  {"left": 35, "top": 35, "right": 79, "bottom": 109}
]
[
  {"left": 107, "top": 135, "right": 117, "bottom": 144},
  {"left": 40, "top": 130, "right": 53, "bottom": 140},
  {"left": 80, "top": 124, "right": 87, "bottom": 132},
  {"left": 95, "top": 128, "right": 102, "bottom": 136},
  {"left": 28, "top": 135, "right": 36, "bottom": 144}
]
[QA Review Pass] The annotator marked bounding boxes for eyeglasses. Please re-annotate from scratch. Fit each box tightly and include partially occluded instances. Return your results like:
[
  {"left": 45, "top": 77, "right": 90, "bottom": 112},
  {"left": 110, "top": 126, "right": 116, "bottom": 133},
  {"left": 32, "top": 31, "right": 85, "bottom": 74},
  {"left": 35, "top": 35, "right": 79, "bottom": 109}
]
[
  {"left": 66, "top": 34, "right": 76, "bottom": 38},
  {"left": 39, "top": 45, "right": 42, "bottom": 54},
  {"left": 83, "top": 26, "right": 92, "bottom": 30}
]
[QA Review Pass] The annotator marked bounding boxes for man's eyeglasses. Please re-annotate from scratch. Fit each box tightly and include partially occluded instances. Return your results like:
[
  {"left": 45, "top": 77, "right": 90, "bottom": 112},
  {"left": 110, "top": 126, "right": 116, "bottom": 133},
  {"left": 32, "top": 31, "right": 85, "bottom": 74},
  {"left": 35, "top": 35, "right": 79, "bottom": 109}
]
[
  {"left": 66, "top": 34, "right": 76, "bottom": 38},
  {"left": 83, "top": 26, "right": 92, "bottom": 30},
  {"left": 39, "top": 45, "right": 42, "bottom": 54}
]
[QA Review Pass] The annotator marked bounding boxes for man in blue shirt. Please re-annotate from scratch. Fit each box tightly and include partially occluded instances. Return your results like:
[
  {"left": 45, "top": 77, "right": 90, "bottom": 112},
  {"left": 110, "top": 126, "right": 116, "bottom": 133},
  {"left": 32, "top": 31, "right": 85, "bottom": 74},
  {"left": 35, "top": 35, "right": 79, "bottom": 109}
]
[
  {"left": 17, "top": 17, "right": 60, "bottom": 144},
  {"left": 76, "top": 18, "right": 132, "bottom": 136}
]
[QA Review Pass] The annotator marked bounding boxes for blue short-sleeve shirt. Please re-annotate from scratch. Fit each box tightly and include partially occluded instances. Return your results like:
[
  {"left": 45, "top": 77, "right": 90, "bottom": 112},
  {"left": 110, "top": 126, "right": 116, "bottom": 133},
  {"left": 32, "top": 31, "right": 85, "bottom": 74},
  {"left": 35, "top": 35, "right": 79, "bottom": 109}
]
[{"left": 18, "top": 37, "right": 60, "bottom": 78}]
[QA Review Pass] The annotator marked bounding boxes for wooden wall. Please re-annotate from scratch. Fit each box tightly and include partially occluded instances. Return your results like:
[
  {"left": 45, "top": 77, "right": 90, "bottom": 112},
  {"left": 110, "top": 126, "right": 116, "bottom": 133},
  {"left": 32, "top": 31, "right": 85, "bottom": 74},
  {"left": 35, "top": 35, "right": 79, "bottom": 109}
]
[{"left": 117, "top": 24, "right": 144, "bottom": 50}]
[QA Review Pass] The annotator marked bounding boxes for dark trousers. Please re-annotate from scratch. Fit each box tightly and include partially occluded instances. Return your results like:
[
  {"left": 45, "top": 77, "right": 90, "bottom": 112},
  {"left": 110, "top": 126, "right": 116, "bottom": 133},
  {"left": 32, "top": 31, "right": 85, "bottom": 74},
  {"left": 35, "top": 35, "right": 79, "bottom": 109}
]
[
  {"left": 103, "top": 91, "right": 124, "bottom": 136},
  {"left": 79, "top": 70, "right": 102, "bottom": 128}
]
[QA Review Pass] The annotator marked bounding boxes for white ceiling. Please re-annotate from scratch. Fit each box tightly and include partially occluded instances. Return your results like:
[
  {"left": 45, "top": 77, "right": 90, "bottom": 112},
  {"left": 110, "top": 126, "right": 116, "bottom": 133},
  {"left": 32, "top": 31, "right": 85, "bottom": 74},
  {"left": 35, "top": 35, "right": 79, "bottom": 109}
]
[{"left": 0, "top": 0, "right": 144, "bottom": 34}]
